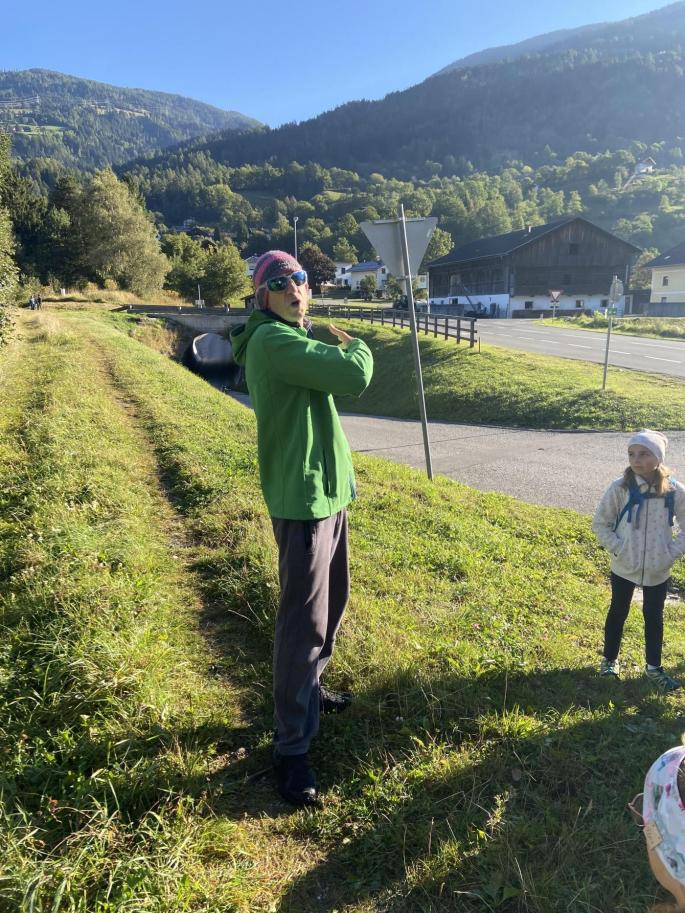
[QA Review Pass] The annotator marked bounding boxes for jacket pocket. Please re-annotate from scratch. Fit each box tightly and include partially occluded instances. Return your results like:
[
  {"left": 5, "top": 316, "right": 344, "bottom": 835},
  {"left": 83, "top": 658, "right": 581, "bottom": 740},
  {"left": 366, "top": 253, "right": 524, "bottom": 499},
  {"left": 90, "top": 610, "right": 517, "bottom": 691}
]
[{"left": 303, "top": 520, "right": 318, "bottom": 556}]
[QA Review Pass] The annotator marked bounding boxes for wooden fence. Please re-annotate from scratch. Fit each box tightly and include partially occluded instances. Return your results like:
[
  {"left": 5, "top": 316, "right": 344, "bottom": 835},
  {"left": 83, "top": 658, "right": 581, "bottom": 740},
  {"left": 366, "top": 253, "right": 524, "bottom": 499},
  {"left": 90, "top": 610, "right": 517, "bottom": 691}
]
[{"left": 308, "top": 305, "right": 478, "bottom": 348}]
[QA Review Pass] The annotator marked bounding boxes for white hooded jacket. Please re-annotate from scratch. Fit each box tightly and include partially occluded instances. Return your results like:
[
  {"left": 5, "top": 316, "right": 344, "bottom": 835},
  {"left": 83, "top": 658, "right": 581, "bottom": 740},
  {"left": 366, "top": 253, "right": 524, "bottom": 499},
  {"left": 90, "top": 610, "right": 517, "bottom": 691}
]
[{"left": 592, "top": 474, "right": 685, "bottom": 586}]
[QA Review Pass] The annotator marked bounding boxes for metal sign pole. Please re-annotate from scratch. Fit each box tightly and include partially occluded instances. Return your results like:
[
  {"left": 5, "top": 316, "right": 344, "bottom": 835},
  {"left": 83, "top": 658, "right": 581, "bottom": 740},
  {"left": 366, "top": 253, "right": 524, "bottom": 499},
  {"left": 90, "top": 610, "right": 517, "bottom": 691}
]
[
  {"left": 398, "top": 203, "right": 433, "bottom": 480},
  {"left": 602, "top": 311, "right": 612, "bottom": 390},
  {"left": 602, "top": 275, "right": 623, "bottom": 391}
]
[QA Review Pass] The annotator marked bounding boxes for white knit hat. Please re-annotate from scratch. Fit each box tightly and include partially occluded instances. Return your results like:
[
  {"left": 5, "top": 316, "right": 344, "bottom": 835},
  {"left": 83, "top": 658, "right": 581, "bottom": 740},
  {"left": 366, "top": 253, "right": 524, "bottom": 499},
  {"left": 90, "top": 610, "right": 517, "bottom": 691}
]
[{"left": 629, "top": 429, "right": 668, "bottom": 464}]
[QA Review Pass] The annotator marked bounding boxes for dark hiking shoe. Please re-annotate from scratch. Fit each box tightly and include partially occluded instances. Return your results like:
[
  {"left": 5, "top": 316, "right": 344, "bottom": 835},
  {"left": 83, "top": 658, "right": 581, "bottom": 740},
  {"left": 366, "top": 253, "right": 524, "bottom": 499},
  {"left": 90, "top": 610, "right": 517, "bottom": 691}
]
[
  {"left": 319, "top": 685, "right": 353, "bottom": 714},
  {"left": 273, "top": 750, "right": 318, "bottom": 807},
  {"left": 645, "top": 666, "right": 682, "bottom": 693},
  {"left": 599, "top": 658, "right": 620, "bottom": 678}
]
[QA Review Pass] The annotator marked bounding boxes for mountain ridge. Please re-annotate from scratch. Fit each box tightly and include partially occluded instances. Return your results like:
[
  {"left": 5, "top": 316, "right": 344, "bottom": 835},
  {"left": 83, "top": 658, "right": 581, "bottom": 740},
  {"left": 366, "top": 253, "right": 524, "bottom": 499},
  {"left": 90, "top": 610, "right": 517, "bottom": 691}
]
[{"left": 0, "top": 68, "right": 260, "bottom": 171}]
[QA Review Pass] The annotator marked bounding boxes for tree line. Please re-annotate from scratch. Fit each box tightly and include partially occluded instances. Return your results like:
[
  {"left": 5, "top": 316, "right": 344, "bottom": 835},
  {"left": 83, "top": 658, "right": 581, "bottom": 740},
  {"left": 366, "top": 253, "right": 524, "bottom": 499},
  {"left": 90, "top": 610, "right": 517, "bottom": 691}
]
[
  {"left": 4, "top": 164, "right": 250, "bottom": 306},
  {"left": 6, "top": 138, "right": 685, "bottom": 307}
]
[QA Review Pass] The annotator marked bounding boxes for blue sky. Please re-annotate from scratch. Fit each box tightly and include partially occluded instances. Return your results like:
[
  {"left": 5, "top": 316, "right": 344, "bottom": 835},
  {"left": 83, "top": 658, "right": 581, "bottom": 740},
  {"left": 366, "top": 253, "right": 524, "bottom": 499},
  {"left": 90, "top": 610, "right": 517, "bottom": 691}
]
[{"left": 3, "top": 0, "right": 669, "bottom": 126}]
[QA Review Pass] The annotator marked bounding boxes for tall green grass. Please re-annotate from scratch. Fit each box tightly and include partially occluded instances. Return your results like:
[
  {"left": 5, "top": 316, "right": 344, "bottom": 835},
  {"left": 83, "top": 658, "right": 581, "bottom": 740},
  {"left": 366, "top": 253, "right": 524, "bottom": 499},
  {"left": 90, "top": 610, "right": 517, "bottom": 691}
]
[
  {"left": 543, "top": 314, "right": 685, "bottom": 340},
  {"left": 1, "top": 309, "right": 684, "bottom": 911}
]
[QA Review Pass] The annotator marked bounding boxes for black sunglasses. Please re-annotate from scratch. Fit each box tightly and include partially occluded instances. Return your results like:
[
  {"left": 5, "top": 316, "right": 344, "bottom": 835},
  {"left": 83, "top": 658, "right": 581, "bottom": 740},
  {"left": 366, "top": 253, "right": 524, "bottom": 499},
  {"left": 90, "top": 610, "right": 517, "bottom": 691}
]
[{"left": 264, "top": 270, "right": 308, "bottom": 292}]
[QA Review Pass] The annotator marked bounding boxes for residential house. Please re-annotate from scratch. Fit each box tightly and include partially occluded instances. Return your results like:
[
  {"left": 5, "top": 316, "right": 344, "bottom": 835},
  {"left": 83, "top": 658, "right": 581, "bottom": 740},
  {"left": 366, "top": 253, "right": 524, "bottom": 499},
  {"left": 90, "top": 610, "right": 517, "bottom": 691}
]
[
  {"left": 645, "top": 241, "right": 685, "bottom": 315},
  {"left": 244, "top": 254, "right": 260, "bottom": 279},
  {"left": 334, "top": 261, "right": 354, "bottom": 287},
  {"left": 426, "top": 217, "right": 640, "bottom": 318},
  {"left": 348, "top": 261, "right": 388, "bottom": 292}
]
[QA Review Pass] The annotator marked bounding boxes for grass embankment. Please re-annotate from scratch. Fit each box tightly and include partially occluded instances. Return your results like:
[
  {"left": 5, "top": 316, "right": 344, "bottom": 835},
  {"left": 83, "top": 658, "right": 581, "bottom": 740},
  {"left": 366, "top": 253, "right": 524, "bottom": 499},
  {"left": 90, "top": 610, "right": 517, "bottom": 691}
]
[
  {"left": 2, "top": 309, "right": 685, "bottom": 912},
  {"left": 540, "top": 314, "right": 685, "bottom": 340},
  {"left": 313, "top": 319, "right": 685, "bottom": 429}
]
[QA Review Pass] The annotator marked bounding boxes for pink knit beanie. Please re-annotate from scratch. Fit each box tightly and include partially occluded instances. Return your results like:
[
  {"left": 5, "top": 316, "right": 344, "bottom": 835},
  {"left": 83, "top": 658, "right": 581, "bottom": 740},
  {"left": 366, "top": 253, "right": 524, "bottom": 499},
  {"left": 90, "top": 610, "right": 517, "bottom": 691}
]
[{"left": 253, "top": 250, "right": 303, "bottom": 308}]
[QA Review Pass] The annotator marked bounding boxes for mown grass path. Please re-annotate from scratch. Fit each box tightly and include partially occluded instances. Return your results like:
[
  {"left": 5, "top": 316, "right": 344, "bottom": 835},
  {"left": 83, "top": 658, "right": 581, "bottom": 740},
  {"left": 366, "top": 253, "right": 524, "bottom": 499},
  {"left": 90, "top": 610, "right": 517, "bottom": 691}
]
[{"left": 2, "top": 310, "right": 685, "bottom": 912}]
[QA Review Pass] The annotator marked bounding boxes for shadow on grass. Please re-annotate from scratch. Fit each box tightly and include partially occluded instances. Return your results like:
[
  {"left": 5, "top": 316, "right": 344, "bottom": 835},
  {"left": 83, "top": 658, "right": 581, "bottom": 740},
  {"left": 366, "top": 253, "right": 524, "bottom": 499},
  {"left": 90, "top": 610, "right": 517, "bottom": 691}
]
[{"left": 253, "top": 664, "right": 683, "bottom": 913}]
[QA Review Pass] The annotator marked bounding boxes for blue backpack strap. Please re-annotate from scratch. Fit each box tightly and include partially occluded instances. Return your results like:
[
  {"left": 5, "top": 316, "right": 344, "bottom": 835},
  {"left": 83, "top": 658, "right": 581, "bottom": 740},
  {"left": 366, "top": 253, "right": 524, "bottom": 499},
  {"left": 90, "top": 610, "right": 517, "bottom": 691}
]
[
  {"left": 666, "top": 476, "right": 676, "bottom": 527},
  {"left": 614, "top": 479, "right": 643, "bottom": 531}
]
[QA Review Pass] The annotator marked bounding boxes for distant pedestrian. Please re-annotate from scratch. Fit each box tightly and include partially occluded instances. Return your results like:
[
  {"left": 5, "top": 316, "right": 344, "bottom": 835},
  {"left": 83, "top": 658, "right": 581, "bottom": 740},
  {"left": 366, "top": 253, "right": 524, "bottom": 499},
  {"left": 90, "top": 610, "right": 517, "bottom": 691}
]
[
  {"left": 230, "top": 250, "right": 373, "bottom": 807},
  {"left": 35, "top": 295, "right": 42, "bottom": 310},
  {"left": 628, "top": 743, "right": 685, "bottom": 911},
  {"left": 28, "top": 296, "right": 35, "bottom": 310},
  {"left": 593, "top": 430, "right": 685, "bottom": 691}
]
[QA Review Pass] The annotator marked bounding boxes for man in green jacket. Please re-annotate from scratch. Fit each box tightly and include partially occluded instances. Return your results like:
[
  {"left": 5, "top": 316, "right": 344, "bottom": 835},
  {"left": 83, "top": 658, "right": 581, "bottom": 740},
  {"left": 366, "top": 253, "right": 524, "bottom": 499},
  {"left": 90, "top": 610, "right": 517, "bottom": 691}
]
[{"left": 231, "top": 250, "right": 373, "bottom": 806}]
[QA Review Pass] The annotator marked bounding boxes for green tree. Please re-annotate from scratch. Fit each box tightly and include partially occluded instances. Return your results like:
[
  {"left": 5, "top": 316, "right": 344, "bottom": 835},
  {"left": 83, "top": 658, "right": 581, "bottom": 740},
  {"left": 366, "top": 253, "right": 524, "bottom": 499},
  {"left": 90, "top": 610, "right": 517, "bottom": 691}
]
[
  {"left": 0, "top": 134, "right": 18, "bottom": 317},
  {"left": 79, "top": 169, "right": 169, "bottom": 296},
  {"left": 359, "top": 275, "right": 377, "bottom": 299},
  {"left": 201, "top": 240, "right": 250, "bottom": 306},
  {"left": 421, "top": 227, "right": 453, "bottom": 271},
  {"left": 631, "top": 247, "right": 659, "bottom": 289},
  {"left": 332, "top": 237, "right": 358, "bottom": 262},
  {"left": 161, "top": 232, "right": 209, "bottom": 300},
  {"left": 299, "top": 242, "right": 335, "bottom": 293}
]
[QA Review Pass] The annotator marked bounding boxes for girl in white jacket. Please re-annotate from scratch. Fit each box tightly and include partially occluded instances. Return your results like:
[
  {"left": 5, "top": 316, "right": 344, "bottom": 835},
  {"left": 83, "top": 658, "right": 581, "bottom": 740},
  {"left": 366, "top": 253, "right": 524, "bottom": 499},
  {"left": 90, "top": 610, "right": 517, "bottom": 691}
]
[{"left": 592, "top": 429, "right": 685, "bottom": 692}]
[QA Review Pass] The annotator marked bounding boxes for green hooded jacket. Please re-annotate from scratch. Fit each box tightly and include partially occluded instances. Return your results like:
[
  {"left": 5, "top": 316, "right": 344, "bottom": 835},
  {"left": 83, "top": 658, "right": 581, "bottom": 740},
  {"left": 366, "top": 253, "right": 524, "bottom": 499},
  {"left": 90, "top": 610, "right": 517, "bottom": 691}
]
[{"left": 231, "top": 309, "right": 373, "bottom": 520}]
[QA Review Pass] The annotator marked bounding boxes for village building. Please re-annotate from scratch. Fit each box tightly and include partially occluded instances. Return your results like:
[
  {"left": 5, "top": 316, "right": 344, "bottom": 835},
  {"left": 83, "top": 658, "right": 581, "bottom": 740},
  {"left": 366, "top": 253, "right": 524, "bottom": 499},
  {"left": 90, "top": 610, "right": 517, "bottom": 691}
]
[
  {"left": 645, "top": 241, "right": 685, "bottom": 316},
  {"left": 348, "top": 260, "right": 388, "bottom": 292},
  {"left": 333, "top": 261, "right": 354, "bottom": 287},
  {"left": 244, "top": 254, "right": 260, "bottom": 279},
  {"left": 426, "top": 217, "right": 640, "bottom": 318}
]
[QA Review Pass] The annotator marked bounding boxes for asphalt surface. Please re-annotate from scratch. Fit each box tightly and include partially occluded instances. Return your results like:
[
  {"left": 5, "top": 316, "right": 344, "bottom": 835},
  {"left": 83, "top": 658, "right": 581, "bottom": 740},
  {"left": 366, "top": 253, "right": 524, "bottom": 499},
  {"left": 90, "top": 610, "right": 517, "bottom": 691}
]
[
  {"left": 477, "top": 320, "right": 685, "bottom": 378},
  {"left": 227, "top": 392, "right": 685, "bottom": 515}
]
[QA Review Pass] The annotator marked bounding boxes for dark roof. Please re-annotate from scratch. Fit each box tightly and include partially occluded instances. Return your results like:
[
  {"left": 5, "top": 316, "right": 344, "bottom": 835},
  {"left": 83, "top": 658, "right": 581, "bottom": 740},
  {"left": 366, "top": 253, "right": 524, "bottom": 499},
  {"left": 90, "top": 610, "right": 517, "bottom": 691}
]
[
  {"left": 427, "top": 217, "right": 640, "bottom": 269},
  {"left": 645, "top": 240, "right": 685, "bottom": 268},
  {"left": 350, "top": 260, "right": 383, "bottom": 272}
]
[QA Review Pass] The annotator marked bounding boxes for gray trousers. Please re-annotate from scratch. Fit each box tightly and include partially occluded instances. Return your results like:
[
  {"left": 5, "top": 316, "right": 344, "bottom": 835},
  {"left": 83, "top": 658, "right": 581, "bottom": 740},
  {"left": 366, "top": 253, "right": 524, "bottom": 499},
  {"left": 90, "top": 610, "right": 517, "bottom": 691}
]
[{"left": 271, "top": 510, "right": 350, "bottom": 755}]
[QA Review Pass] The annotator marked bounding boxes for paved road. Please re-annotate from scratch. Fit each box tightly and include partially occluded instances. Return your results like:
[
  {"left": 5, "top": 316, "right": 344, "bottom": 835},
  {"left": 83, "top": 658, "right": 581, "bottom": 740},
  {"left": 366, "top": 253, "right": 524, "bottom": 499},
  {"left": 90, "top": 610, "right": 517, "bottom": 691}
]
[
  {"left": 342, "top": 415, "right": 685, "bottom": 514},
  {"left": 227, "top": 393, "right": 685, "bottom": 514},
  {"left": 477, "top": 321, "right": 685, "bottom": 379}
]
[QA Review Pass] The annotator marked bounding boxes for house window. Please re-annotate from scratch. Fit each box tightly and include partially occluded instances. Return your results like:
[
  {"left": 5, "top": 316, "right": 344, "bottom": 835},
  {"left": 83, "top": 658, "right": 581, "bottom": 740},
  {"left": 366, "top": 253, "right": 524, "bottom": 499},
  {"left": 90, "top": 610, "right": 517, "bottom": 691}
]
[
  {"left": 663, "top": 275, "right": 669, "bottom": 286},
  {"left": 575, "top": 299, "right": 584, "bottom": 308},
  {"left": 601, "top": 299, "right": 609, "bottom": 307},
  {"left": 381, "top": 267, "right": 386, "bottom": 274},
  {"left": 569, "top": 243, "right": 580, "bottom": 255},
  {"left": 340, "top": 267, "right": 346, "bottom": 274},
  {"left": 661, "top": 296, "right": 668, "bottom": 303},
  {"left": 524, "top": 300, "right": 534, "bottom": 309}
]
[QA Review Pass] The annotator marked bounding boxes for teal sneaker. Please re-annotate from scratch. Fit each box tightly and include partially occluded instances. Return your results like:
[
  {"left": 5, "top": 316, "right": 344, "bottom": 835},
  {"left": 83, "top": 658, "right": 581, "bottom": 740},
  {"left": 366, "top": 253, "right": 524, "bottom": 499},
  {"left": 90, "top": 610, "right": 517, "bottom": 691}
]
[
  {"left": 600, "top": 658, "right": 620, "bottom": 677},
  {"left": 645, "top": 666, "right": 681, "bottom": 693}
]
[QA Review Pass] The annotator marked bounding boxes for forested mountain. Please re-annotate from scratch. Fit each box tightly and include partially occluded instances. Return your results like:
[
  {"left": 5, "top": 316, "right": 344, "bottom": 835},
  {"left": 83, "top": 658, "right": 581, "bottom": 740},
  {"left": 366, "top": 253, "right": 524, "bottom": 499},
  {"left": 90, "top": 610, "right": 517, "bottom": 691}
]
[
  {"left": 0, "top": 69, "right": 260, "bottom": 171},
  {"left": 434, "top": 23, "right": 606, "bottom": 75},
  {"left": 130, "top": 1, "right": 685, "bottom": 179},
  {"left": 433, "top": 2, "right": 685, "bottom": 75}
]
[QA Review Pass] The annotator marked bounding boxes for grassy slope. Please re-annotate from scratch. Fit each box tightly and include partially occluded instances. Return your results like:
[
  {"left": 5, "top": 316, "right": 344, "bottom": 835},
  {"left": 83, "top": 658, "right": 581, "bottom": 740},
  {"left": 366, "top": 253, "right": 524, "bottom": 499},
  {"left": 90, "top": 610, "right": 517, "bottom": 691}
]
[
  {"left": 539, "top": 315, "right": 685, "bottom": 340},
  {"left": 1, "top": 309, "right": 685, "bottom": 912},
  {"left": 314, "top": 319, "right": 685, "bottom": 430}
]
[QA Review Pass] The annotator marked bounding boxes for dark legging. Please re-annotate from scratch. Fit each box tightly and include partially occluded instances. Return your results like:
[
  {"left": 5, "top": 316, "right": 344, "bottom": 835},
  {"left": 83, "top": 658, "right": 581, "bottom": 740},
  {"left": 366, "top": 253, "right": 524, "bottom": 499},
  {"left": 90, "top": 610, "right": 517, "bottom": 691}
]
[{"left": 603, "top": 572, "right": 669, "bottom": 667}]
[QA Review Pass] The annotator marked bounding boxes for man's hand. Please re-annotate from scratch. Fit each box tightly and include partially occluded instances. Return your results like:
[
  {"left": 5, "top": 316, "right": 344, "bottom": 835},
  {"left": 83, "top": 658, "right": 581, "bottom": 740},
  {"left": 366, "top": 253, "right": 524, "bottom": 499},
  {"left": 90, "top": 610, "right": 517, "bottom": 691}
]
[{"left": 328, "top": 324, "right": 355, "bottom": 350}]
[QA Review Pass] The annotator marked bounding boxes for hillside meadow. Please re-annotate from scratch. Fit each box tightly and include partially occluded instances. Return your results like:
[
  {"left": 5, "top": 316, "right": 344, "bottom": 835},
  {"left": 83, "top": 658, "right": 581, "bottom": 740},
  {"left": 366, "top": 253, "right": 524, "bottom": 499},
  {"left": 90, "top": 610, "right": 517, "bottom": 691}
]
[
  {"left": 312, "top": 318, "right": 685, "bottom": 431},
  {"left": 1, "top": 308, "right": 685, "bottom": 912}
]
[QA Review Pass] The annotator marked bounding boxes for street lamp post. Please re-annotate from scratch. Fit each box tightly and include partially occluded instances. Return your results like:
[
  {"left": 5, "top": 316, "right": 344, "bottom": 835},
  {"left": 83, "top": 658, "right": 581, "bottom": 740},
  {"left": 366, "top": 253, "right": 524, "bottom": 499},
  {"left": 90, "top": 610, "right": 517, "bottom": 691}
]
[{"left": 293, "top": 216, "right": 299, "bottom": 261}]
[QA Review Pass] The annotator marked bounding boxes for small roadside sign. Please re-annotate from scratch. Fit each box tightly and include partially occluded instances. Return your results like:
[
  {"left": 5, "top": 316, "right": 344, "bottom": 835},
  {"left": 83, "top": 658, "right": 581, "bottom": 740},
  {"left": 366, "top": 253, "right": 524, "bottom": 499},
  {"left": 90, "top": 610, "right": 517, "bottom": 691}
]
[
  {"left": 609, "top": 276, "right": 624, "bottom": 304},
  {"left": 548, "top": 289, "right": 564, "bottom": 303},
  {"left": 607, "top": 306, "right": 617, "bottom": 316}
]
